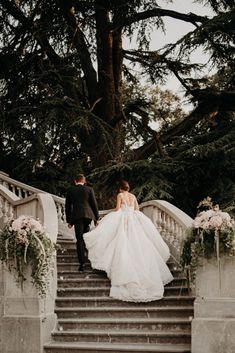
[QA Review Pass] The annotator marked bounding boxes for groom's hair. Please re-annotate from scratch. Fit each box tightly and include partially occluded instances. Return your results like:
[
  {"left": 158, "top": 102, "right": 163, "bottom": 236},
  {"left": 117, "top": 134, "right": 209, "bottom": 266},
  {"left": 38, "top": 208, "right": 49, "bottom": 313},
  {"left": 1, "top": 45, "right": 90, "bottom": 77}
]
[{"left": 75, "top": 174, "right": 86, "bottom": 183}]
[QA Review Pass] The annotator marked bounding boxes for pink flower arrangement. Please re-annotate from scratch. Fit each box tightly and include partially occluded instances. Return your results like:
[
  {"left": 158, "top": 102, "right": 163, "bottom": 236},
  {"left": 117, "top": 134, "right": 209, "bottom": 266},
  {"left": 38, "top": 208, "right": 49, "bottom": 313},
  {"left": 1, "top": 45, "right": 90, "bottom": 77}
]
[
  {"left": 193, "top": 209, "right": 233, "bottom": 230},
  {"left": 0, "top": 215, "right": 56, "bottom": 296},
  {"left": 10, "top": 216, "right": 44, "bottom": 245},
  {"left": 181, "top": 198, "right": 235, "bottom": 277},
  {"left": 11, "top": 215, "right": 43, "bottom": 234}
]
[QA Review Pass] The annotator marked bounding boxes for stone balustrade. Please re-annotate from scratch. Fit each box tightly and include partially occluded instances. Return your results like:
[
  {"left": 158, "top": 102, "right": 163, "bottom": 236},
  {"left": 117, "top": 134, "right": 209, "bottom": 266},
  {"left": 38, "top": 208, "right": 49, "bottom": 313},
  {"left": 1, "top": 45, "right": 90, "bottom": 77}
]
[
  {"left": 140, "top": 200, "right": 193, "bottom": 264},
  {"left": 0, "top": 171, "right": 69, "bottom": 238},
  {"left": 0, "top": 171, "right": 193, "bottom": 263}
]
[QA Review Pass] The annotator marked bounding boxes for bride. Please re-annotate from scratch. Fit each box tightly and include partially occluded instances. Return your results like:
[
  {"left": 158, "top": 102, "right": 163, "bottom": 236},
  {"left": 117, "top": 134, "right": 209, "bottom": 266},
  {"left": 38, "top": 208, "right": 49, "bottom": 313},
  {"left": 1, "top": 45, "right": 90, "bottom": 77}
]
[{"left": 84, "top": 180, "right": 173, "bottom": 302}]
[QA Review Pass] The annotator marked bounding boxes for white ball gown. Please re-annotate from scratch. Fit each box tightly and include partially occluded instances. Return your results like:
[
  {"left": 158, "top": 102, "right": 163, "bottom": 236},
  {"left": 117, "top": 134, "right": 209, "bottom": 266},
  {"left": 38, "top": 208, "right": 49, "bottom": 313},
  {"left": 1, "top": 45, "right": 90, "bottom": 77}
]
[{"left": 84, "top": 199, "right": 173, "bottom": 302}]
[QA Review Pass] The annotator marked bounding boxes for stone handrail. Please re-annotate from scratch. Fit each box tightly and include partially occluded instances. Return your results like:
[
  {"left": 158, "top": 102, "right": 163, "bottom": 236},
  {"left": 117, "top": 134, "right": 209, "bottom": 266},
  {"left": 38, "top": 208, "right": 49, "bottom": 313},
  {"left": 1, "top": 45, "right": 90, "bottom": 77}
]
[
  {"left": 0, "top": 183, "right": 58, "bottom": 244},
  {"left": 0, "top": 171, "right": 193, "bottom": 263},
  {"left": 140, "top": 200, "right": 193, "bottom": 263},
  {"left": 0, "top": 171, "right": 68, "bottom": 237}
]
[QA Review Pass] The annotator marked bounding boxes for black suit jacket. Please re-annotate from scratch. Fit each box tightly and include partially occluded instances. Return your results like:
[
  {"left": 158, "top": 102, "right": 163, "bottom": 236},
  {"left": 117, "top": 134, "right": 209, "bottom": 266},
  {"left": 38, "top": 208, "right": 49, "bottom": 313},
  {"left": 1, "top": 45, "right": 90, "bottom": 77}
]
[{"left": 65, "top": 185, "right": 99, "bottom": 224}]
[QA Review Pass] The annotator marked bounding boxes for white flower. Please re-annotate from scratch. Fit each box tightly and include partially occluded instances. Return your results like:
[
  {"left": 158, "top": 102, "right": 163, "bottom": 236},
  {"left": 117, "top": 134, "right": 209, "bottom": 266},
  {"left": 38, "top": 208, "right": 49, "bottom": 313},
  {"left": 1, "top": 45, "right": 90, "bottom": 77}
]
[
  {"left": 11, "top": 218, "right": 22, "bottom": 231},
  {"left": 201, "top": 221, "right": 210, "bottom": 230},
  {"left": 198, "top": 210, "right": 215, "bottom": 220},
  {"left": 29, "top": 218, "right": 43, "bottom": 232},
  {"left": 193, "top": 216, "right": 202, "bottom": 228},
  {"left": 218, "top": 211, "right": 231, "bottom": 222}
]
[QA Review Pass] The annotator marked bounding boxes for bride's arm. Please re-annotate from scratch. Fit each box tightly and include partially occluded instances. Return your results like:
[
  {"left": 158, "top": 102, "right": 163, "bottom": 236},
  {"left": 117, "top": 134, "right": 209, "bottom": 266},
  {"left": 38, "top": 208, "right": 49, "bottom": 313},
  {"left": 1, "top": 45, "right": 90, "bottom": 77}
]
[
  {"left": 115, "top": 193, "right": 122, "bottom": 211},
  {"left": 134, "top": 196, "right": 139, "bottom": 211}
]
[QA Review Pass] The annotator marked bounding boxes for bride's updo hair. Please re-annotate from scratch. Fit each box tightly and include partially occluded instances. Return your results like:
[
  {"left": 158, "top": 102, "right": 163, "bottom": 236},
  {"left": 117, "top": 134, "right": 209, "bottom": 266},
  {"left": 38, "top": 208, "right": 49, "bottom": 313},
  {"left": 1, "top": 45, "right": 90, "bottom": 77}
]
[{"left": 118, "top": 180, "right": 130, "bottom": 192}]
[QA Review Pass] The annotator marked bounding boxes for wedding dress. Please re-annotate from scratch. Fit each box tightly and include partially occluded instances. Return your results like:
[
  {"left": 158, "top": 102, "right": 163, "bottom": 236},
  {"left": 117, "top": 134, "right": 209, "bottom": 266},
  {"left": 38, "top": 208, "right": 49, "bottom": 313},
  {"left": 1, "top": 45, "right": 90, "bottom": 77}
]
[{"left": 84, "top": 195, "right": 173, "bottom": 302}]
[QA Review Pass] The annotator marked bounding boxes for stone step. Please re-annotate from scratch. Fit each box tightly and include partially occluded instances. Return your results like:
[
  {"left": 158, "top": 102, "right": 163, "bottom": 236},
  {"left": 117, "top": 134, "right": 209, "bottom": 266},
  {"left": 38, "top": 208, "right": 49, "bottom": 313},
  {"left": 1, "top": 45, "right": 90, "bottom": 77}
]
[
  {"left": 57, "top": 286, "right": 189, "bottom": 298},
  {"left": 57, "top": 262, "right": 179, "bottom": 272},
  {"left": 57, "top": 254, "right": 176, "bottom": 266},
  {"left": 44, "top": 341, "right": 191, "bottom": 353},
  {"left": 56, "top": 296, "right": 195, "bottom": 308},
  {"left": 57, "top": 268, "right": 184, "bottom": 279},
  {"left": 52, "top": 329, "right": 191, "bottom": 344},
  {"left": 57, "top": 240, "right": 76, "bottom": 250},
  {"left": 55, "top": 306, "right": 194, "bottom": 319},
  {"left": 58, "top": 270, "right": 108, "bottom": 279},
  {"left": 57, "top": 317, "right": 191, "bottom": 332},
  {"left": 57, "top": 277, "right": 187, "bottom": 289},
  {"left": 58, "top": 278, "right": 110, "bottom": 288}
]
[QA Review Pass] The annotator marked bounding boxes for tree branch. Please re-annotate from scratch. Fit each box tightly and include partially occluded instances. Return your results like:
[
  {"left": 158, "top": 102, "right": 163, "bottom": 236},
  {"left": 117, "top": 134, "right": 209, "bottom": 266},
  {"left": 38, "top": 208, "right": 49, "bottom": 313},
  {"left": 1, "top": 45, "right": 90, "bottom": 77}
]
[
  {"left": 124, "top": 49, "right": 195, "bottom": 94},
  {"left": 1, "top": 0, "right": 60, "bottom": 63},
  {"left": 113, "top": 8, "right": 208, "bottom": 31},
  {"left": 134, "top": 89, "right": 235, "bottom": 160},
  {"left": 129, "top": 105, "right": 167, "bottom": 157}
]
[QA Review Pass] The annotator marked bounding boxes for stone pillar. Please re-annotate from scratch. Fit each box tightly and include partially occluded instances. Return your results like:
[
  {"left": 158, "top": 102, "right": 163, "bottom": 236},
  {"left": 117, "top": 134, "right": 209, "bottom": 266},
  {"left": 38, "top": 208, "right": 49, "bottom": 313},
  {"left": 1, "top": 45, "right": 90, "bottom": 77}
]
[
  {"left": 1, "top": 265, "right": 57, "bottom": 353},
  {"left": 192, "top": 257, "right": 235, "bottom": 353},
  {"left": 0, "top": 191, "right": 58, "bottom": 353},
  {"left": 0, "top": 264, "right": 4, "bottom": 353}
]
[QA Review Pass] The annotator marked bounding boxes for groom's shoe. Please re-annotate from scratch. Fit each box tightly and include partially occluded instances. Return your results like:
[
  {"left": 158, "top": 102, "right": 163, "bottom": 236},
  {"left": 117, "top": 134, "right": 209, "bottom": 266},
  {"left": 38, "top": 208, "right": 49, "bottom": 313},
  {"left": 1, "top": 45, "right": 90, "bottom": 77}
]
[{"left": 78, "top": 264, "right": 84, "bottom": 272}]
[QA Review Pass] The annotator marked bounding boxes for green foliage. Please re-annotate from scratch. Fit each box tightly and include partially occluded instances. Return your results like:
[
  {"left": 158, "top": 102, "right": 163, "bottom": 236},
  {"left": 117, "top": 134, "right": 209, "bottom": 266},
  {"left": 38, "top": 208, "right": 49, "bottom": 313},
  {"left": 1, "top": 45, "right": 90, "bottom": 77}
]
[
  {"left": 171, "top": 115, "right": 235, "bottom": 216},
  {"left": 90, "top": 112, "right": 235, "bottom": 216},
  {"left": 0, "top": 216, "right": 57, "bottom": 296},
  {"left": 90, "top": 157, "right": 175, "bottom": 209},
  {"left": 0, "top": 0, "right": 234, "bottom": 215}
]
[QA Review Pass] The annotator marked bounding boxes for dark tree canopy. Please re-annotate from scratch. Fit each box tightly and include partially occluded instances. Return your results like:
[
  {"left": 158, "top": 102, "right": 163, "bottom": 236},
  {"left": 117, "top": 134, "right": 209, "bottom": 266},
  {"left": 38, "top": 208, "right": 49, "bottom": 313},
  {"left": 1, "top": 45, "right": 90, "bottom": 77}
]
[{"left": 0, "top": 0, "right": 234, "bottom": 214}]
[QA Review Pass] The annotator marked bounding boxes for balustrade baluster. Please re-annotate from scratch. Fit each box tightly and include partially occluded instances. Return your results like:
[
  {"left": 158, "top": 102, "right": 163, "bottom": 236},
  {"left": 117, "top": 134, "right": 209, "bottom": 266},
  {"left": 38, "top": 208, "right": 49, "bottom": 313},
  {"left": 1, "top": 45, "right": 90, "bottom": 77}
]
[
  {"left": 6, "top": 201, "right": 14, "bottom": 221},
  {"left": 161, "top": 211, "right": 167, "bottom": 236},
  {"left": 166, "top": 214, "right": 170, "bottom": 233},
  {"left": 3, "top": 181, "right": 9, "bottom": 189},
  {"left": 157, "top": 210, "right": 163, "bottom": 232},
  {"left": 172, "top": 219, "right": 177, "bottom": 235},
  {"left": 17, "top": 187, "right": 23, "bottom": 198},
  {"left": 10, "top": 184, "right": 16, "bottom": 195},
  {"left": 152, "top": 207, "right": 159, "bottom": 229},
  {"left": 0, "top": 195, "right": 3, "bottom": 218},
  {"left": 57, "top": 203, "right": 63, "bottom": 225},
  {"left": 2, "top": 199, "right": 9, "bottom": 224},
  {"left": 26, "top": 190, "right": 32, "bottom": 197},
  {"left": 61, "top": 204, "right": 66, "bottom": 223}
]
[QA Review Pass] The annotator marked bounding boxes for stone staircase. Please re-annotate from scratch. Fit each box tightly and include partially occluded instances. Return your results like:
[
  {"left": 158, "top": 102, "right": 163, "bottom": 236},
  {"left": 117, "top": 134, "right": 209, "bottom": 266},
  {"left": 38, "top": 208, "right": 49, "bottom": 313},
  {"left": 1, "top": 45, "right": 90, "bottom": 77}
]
[{"left": 44, "top": 239, "right": 194, "bottom": 353}]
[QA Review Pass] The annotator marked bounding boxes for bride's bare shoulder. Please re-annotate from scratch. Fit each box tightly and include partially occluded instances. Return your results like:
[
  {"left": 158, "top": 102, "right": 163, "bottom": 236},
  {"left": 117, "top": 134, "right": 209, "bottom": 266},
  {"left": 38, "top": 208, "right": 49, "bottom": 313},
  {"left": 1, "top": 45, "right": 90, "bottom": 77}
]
[{"left": 128, "top": 192, "right": 136, "bottom": 198}]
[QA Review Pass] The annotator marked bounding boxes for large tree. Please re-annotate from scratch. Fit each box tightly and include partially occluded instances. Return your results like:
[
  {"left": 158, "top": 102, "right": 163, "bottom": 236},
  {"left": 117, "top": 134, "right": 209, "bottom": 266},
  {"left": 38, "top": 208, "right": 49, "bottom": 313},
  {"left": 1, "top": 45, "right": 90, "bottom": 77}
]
[{"left": 0, "top": 0, "right": 234, "bottom": 211}]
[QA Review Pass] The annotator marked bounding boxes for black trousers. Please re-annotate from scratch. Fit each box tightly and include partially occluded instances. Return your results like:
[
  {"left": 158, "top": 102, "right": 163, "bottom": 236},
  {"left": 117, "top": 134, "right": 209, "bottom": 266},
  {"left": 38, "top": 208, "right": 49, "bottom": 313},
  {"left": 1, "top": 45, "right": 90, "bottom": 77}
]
[{"left": 74, "top": 218, "right": 91, "bottom": 265}]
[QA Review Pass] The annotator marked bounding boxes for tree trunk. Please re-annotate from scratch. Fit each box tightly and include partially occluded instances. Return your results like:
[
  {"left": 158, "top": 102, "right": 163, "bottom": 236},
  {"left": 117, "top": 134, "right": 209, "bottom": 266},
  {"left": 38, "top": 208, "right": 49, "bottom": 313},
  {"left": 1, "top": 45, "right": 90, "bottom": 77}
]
[
  {"left": 95, "top": 0, "right": 116, "bottom": 123},
  {"left": 83, "top": 1, "right": 125, "bottom": 166}
]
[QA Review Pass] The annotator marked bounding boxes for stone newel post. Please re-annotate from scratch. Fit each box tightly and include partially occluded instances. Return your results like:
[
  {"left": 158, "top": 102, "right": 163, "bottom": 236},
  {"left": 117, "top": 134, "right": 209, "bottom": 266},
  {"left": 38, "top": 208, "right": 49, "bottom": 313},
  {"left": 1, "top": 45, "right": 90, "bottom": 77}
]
[
  {"left": 0, "top": 190, "right": 58, "bottom": 353},
  {"left": 192, "top": 256, "right": 235, "bottom": 353}
]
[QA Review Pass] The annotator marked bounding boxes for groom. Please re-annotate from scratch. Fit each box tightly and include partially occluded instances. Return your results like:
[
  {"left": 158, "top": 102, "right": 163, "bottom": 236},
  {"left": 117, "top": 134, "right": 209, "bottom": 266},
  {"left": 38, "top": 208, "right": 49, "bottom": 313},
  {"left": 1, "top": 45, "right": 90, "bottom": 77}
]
[{"left": 65, "top": 174, "right": 99, "bottom": 271}]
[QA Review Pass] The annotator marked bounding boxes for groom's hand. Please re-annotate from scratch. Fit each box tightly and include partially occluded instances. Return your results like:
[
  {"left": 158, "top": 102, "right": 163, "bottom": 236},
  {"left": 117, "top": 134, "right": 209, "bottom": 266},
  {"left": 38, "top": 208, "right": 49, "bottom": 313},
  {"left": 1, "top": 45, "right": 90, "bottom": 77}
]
[{"left": 68, "top": 223, "right": 73, "bottom": 229}]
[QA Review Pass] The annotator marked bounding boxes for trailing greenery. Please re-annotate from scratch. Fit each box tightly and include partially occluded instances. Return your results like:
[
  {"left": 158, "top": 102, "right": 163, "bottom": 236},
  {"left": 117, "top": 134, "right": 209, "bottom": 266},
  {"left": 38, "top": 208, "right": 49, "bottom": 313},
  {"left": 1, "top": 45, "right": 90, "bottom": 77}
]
[{"left": 0, "top": 216, "right": 57, "bottom": 297}]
